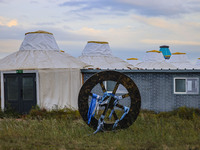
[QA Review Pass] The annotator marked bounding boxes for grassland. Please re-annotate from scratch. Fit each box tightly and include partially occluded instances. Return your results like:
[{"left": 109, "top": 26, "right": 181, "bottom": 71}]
[{"left": 0, "top": 107, "right": 200, "bottom": 150}]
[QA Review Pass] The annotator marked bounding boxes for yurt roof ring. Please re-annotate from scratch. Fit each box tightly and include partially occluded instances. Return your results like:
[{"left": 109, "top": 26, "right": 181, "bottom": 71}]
[
  {"left": 172, "top": 52, "right": 186, "bottom": 55},
  {"left": 87, "top": 41, "right": 109, "bottom": 44},
  {"left": 146, "top": 50, "right": 161, "bottom": 53},
  {"left": 25, "top": 30, "right": 53, "bottom": 35},
  {"left": 127, "top": 58, "right": 138, "bottom": 60}
]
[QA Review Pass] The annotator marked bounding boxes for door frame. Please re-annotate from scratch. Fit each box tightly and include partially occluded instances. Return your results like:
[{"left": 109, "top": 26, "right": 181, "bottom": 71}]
[{"left": 1, "top": 70, "right": 39, "bottom": 111}]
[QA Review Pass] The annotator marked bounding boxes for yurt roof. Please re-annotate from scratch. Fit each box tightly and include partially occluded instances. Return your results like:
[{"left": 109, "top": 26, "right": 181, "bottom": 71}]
[
  {"left": 169, "top": 52, "right": 188, "bottom": 63},
  {"left": 0, "top": 30, "right": 90, "bottom": 71},
  {"left": 143, "top": 50, "right": 165, "bottom": 62},
  {"left": 19, "top": 30, "right": 59, "bottom": 51},
  {"left": 169, "top": 52, "right": 198, "bottom": 69},
  {"left": 0, "top": 50, "right": 89, "bottom": 71},
  {"left": 195, "top": 58, "right": 200, "bottom": 67},
  {"left": 126, "top": 58, "right": 141, "bottom": 66},
  {"left": 136, "top": 61, "right": 176, "bottom": 69},
  {"left": 136, "top": 50, "right": 176, "bottom": 69},
  {"left": 79, "top": 41, "right": 134, "bottom": 69},
  {"left": 81, "top": 41, "right": 112, "bottom": 56}
]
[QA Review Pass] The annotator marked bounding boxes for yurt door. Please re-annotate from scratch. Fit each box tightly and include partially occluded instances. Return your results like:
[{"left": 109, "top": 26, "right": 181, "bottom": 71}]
[{"left": 4, "top": 73, "right": 37, "bottom": 114}]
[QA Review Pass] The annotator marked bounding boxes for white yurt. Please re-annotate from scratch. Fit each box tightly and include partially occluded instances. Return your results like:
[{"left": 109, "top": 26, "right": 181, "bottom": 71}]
[
  {"left": 126, "top": 58, "right": 141, "bottom": 66},
  {"left": 136, "top": 50, "right": 176, "bottom": 69},
  {"left": 195, "top": 58, "right": 200, "bottom": 67},
  {"left": 0, "top": 30, "right": 89, "bottom": 113},
  {"left": 78, "top": 41, "right": 134, "bottom": 69},
  {"left": 169, "top": 52, "right": 198, "bottom": 69}
]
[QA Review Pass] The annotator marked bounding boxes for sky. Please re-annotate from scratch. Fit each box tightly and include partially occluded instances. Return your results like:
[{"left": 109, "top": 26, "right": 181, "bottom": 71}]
[{"left": 0, "top": 0, "right": 200, "bottom": 63}]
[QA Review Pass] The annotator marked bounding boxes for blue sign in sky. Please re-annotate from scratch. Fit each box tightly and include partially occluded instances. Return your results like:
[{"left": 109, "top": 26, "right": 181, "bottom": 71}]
[{"left": 0, "top": 0, "right": 200, "bottom": 63}]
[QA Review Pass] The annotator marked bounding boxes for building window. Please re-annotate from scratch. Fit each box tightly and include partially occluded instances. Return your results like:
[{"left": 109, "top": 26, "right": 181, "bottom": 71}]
[
  {"left": 174, "top": 77, "right": 199, "bottom": 94},
  {"left": 175, "top": 79, "right": 186, "bottom": 92},
  {"left": 104, "top": 81, "right": 128, "bottom": 94}
]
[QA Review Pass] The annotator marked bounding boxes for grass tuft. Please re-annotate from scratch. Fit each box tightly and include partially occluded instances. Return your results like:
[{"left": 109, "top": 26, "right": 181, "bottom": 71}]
[
  {"left": 157, "top": 106, "right": 200, "bottom": 120},
  {"left": 27, "top": 106, "right": 81, "bottom": 120}
]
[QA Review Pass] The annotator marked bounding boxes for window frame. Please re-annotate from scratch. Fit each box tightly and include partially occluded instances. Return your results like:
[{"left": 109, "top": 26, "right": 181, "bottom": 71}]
[
  {"left": 1, "top": 70, "right": 39, "bottom": 111},
  {"left": 104, "top": 81, "right": 128, "bottom": 94},
  {"left": 173, "top": 77, "right": 199, "bottom": 95}
]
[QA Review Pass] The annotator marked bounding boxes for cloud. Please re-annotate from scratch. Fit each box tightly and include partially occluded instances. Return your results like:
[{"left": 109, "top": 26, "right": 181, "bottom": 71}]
[
  {"left": 120, "top": 0, "right": 200, "bottom": 16},
  {"left": 45, "top": 27, "right": 99, "bottom": 41},
  {"left": 131, "top": 15, "right": 180, "bottom": 31},
  {"left": 59, "top": 0, "right": 200, "bottom": 17},
  {"left": 6, "top": 19, "right": 18, "bottom": 27},
  {"left": 141, "top": 39, "right": 200, "bottom": 46},
  {"left": 35, "top": 22, "right": 56, "bottom": 26},
  {"left": 0, "top": 26, "right": 26, "bottom": 40},
  {"left": 131, "top": 14, "right": 200, "bottom": 41},
  {"left": 59, "top": 0, "right": 133, "bottom": 16},
  {"left": 0, "top": 16, "right": 18, "bottom": 27},
  {"left": 30, "top": 1, "right": 39, "bottom": 4},
  {"left": 0, "top": 40, "right": 21, "bottom": 52}
]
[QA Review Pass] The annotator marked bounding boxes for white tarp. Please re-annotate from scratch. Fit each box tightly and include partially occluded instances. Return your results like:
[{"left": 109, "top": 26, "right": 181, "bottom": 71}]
[
  {"left": 79, "top": 55, "right": 134, "bottom": 69},
  {"left": 79, "top": 41, "right": 134, "bottom": 69},
  {"left": 0, "top": 50, "right": 88, "bottom": 71},
  {"left": 136, "top": 61, "right": 177, "bottom": 69},
  {"left": 143, "top": 50, "right": 165, "bottom": 62},
  {"left": 81, "top": 41, "right": 112, "bottom": 56},
  {"left": 196, "top": 58, "right": 200, "bottom": 67},
  {"left": 136, "top": 50, "right": 176, "bottom": 69},
  {"left": 39, "top": 69, "right": 81, "bottom": 110},
  {"left": 19, "top": 31, "right": 59, "bottom": 51},
  {"left": 126, "top": 58, "right": 141, "bottom": 66},
  {"left": 169, "top": 52, "right": 198, "bottom": 69}
]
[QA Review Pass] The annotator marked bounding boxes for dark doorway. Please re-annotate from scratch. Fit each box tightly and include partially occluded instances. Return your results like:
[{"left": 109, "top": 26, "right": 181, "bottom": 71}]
[{"left": 4, "top": 73, "right": 37, "bottom": 114}]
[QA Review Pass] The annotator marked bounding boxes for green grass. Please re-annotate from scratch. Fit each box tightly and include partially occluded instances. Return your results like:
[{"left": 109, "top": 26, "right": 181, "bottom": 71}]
[{"left": 0, "top": 107, "right": 200, "bottom": 150}]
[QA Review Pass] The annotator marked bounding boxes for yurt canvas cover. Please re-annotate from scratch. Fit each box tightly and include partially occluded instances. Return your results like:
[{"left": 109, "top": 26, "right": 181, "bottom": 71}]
[
  {"left": 135, "top": 50, "right": 176, "bottom": 69},
  {"left": 196, "top": 58, "right": 200, "bottom": 67},
  {"left": 169, "top": 52, "right": 198, "bottom": 69},
  {"left": 78, "top": 41, "right": 134, "bottom": 69},
  {"left": 127, "top": 58, "right": 141, "bottom": 66},
  {"left": 0, "top": 31, "right": 88, "bottom": 113}
]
